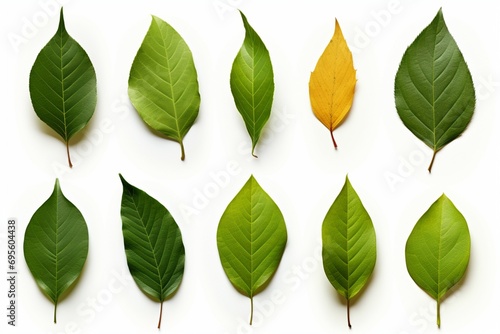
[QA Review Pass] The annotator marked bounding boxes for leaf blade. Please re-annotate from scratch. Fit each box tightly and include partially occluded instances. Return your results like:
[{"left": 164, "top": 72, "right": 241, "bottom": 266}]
[
  {"left": 230, "top": 11, "right": 275, "bottom": 157},
  {"left": 322, "top": 176, "right": 376, "bottom": 328},
  {"left": 309, "top": 19, "right": 356, "bottom": 148},
  {"left": 395, "top": 9, "right": 475, "bottom": 171},
  {"left": 29, "top": 8, "right": 97, "bottom": 167},
  {"left": 23, "top": 179, "right": 89, "bottom": 323},
  {"left": 128, "top": 16, "right": 200, "bottom": 161},
  {"left": 119, "top": 174, "right": 185, "bottom": 328},
  {"left": 217, "top": 175, "right": 287, "bottom": 324},
  {"left": 405, "top": 194, "right": 471, "bottom": 327}
]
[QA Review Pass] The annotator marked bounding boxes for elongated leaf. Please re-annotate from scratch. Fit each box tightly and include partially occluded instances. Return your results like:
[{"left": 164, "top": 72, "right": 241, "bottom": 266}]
[
  {"left": 29, "top": 8, "right": 97, "bottom": 168},
  {"left": 322, "top": 176, "right": 376, "bottom": 328},
  {"left": 309, "top": 19, "right": 356, "bottom": 149},
  {"left": 23, "top": 179, "right": 89, "bottom": 323},
  {"left": 129, "top": 16, "right": 200, "bottom": 161},
  {"left": 405, "top": 194, "right": 470, "bottom": 328},
  {"left": 230, "top": 11, "right": 274, "bottom": 157},
  {"left": 119, "top": 174, "right": 185, "bottom": 328},
  {"left": 217, "top": 175, "right": 287, "bottom": 324},
  {"left": 395, "top": 9, "right": 475, "bottom": 172}
]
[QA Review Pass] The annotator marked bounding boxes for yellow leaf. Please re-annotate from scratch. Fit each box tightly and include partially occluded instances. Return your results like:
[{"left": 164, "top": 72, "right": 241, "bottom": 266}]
[{"left": 309, "top": 19, "right": 356, "bottom": 148}]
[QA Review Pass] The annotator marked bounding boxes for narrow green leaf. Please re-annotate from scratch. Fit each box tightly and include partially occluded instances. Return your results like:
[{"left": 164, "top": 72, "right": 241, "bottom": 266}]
[
  {"left": 128, "top": 16, "right": 200, "bottom": 161},
  {"left": 405, "top": 194, "right": 471, "bottom": 328},
  {"left": 322, "top": 176, "right": 376, "bottom": 328},
  {"left": 230, "top": 11, "right": 275, "bottom": 157},
  {"left": 29, "top": 8, "right": 97, "bottom": 168},
  {"left": 119, "top": 174, "right": 185, "bottom": 328},
  {"left": 217, "top": 175, "right": 287, "bottom": 324},
  {"left": 23, "top": 179, "right": 89, "bottom": 323},
  {"left": 395, "top": 8, "right": 475, "bottom": 172}
]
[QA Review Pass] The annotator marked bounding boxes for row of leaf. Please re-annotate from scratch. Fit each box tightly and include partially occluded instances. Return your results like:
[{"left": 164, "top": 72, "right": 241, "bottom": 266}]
[
  {"left": 24, "top": 175, "right": 470, "bottom": 328},
  {"left": 30, "top": 8, "right": 475, "bottom": 172}
]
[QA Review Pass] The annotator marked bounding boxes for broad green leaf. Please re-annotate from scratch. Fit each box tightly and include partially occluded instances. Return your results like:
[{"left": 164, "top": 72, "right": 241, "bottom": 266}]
[
  {"left": 405, "top": 194, "right": 470, "bottom": 328},
  {"left": 23, "top": 179, "right": 89, "bottom": 323},
  {"left": 128, "top": 16, "right": 200, "bottom": 161},
  {"left": 230, "top": 11, "right": 274, "bottom": 157},
  {"left": 29, "top": 8, "right": 97, "bottom": 168},
  {"left": 395, "top": 9, "right": 475, "bottom": 172},
  {"left": 322, "top": 176, "right": 376, "bottom": 328},
  {"left": 217, "top": 175, "right": 287, "bottom": 324},
  {"left": 119, "top": 174, "right": 185, "bottom": 328},
  {"left": 309, "top": 19, "right": 356, "bottom": 149}
]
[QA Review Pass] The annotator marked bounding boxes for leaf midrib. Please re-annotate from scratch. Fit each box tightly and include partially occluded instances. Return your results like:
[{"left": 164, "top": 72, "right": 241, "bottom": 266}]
[
  {"left": 129, "top": 192, "right": 164, "bottom": 300},
  {"left": 157, "top": 20, "right": 182, "bottom": 143},
  {"left": 54, "top": 190, "right": 60, "bottom": 302},
  {"left": 58, "top": 25, "right": 68, "bottom": 142}
]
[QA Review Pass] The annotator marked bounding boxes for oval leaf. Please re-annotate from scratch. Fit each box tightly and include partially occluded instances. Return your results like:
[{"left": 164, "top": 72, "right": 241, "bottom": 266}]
[
  {"left": 309, "top": 19, "right": 356, "bottom": 149},
  {"left": 230, "top": 11, "right": 274, "bottom": 157},
  {"left": 119, "top": 174, "right": 185, "bottom": 328},
  {"left": 322, "top": 176, "right": 376, "bottom": 328},
  {"left": 405, "top": 194, "right": 470, "bottom": 328},
  {"left": 23, "top": 179, "right": 89, "bottom": 323},
  {"left": 29, "top": 8, "right": 97, "bottom": 168},
  {"left": 395, "top": 9, "right": 475, "bottom": 172},
  {"left": 217, "top": 175, "right": 287, "bottom": 324},
  {"left": 128, "top": 16, "right": 200, "bottom": 161}
]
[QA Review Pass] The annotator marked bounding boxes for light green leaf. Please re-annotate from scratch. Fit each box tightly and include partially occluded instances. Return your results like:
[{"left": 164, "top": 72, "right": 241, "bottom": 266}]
[
  {"left": 23, "top": 179, "right": 89, "bottom": 323},
  {"left": 217, "top": 175, "right": 287, "bottom": 324},
  {"left": 395, "top": 8, "right": 475, "bottom": 172},
  {"left": 119, "top": 174, "right": 185, "bottom": 329},
  {"left": 322, "top": 176, "right": 376, "bottom": 328},
  {"left": 29, "top": 8, "right": 97, "bottom": 168},
  {"left": 230, "top": 11, "right": 274, "bottom": 157},
  {"left": 405, "top": 194, "right": 470, "bottom": 328},
  {"left": 128, "top": 15, "right": 200, "bottom": 161}
]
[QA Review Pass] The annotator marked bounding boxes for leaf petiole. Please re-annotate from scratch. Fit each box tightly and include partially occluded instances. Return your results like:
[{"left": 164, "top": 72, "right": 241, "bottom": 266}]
[
  {"left": 158, "top": 301, "right": 163, "bottom": 329},
  {"left": 249, "top": 296, "right": 254, "bottom": 325}
]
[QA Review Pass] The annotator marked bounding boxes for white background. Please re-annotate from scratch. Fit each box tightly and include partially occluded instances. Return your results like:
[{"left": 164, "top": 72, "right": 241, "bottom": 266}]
[{"left": 1, "top": 0, "right": 499, "bottom": 333}]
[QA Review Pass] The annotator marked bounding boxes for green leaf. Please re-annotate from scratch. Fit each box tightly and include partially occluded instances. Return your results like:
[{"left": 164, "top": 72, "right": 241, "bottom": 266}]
[
  {"left": 217, "top": 175, "right": 287, "bottom": 324},
  {"left": 394, "top": 8, "right": 475, "bottom": 172},
  {"left": 322, "top": 176, "right": 376, "bottom": 328},
  {"left": 23, "top": 179, "right": 89, "bottom": 323},
  {"left": 119, "top": 174, "right": 185, "bottom": 329},
  {"left": 29, "top": 8, "right": 97, "bottom": 168},
  {"left": 230, "top": 11, "right": 274, "bottom": 157},
  {"left": 405, "top": 194, "right": 470, "bottom": 328},
  {"left": 128, "top": 15, "right": 200, "bottom": 161}
]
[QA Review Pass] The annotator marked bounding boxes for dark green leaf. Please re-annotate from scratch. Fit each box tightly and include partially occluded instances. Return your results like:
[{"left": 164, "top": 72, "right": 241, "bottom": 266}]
[
  {"left": 23, "top": 179, "right": 89, "bottom": 323},
  {"left": 29, "top": 8, "right": 97, "bottom": 168},
  {"left": 217, "top": 175, "right": 287, "bottom": 324},
  {"left": 230, "top": 11, "right": 274, "bottom": 157},
  {"left": 119, "top": 174, "right": 185, "bottom": 328},
  {"left": 395, "top": 8, "right": 475, "bottom": 172},
  {"left": 405, "top": 194, "right": 470, "bottom": 327},
  {"left": 322, "top": 176, "right": 376, "bottom": 328},
  {"left": 128, "top": 16, "right": 200, "bottom": 161}
]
